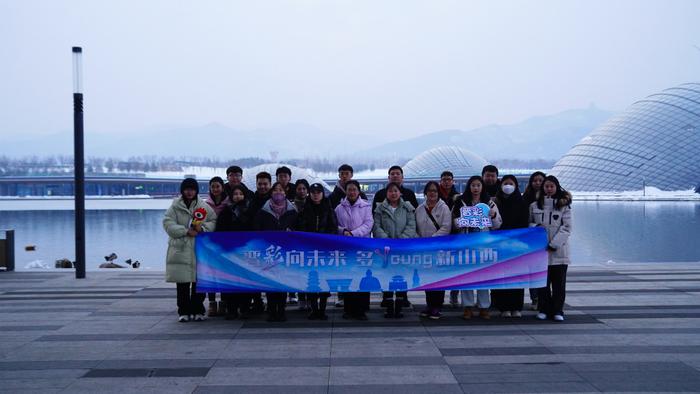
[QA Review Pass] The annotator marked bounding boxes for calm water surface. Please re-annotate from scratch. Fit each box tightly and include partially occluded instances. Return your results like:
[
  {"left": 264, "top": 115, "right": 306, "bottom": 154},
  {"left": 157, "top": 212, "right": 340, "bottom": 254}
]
[{"left": 1, "top": 201, "right": 699, "bottom": 271}]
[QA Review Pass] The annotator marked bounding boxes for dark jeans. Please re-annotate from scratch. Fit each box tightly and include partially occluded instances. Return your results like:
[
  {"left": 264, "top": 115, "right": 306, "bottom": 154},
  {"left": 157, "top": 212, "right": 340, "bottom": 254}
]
[
  {"left": 344, "top": 292, "right": 370, "bottom": 315},
  {"left": 307, "top": 292, "right": 330, "bottom": 313},
  {"left": 221, "top": 292, "right": 253, "bottom": 315},
  {"left": 266, "top": 292, "right": 287, "bottom": 318},
  {"left": 382, "top": 291, "right": 407, "bottom": 314},
  {"left": 491, "top": 289, "right": 524, "bottom": 312},
  {"left": 176, "top": 282, "right": 206, "bottom": 316},
  {"left": 425, "top": 290, "right": 445, "bottom": 310},
  {"left": 538, "top": 265, "right": 568, "bottom": 316}
]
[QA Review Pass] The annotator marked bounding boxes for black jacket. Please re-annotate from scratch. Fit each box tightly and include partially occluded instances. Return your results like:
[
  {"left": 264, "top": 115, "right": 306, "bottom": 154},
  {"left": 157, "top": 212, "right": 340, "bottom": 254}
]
[
  {"left": 215, "top": 200, "right": 251, "bottom": 232},
  {"left": 495, "top": 192, "right": 529, "bottom": 230},
  {"left": 253, "top": 200, "right": 298, "bottom": 231},
  {"left": 297, "top": 199, "right": 338, "bottom": 234},
  {"left": 248, "top": 191, "right": 271, "bottom": 220},
  {"left": 224, "top": 182, "right": 255, "bottom": 201},
  {"left": 372, "top": 185, "right": 419, "bottom": 212},
  {"left": 329, "top": 184, "right": 368, "bottom": 209},
  {"left": 439, "top": 186, "right": 460, "bottom": 211}
]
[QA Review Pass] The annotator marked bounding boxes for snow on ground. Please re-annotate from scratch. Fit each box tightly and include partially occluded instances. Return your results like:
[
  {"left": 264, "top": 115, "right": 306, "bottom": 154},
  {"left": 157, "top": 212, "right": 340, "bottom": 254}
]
[{"left": 572, "top": 187, "right": 700, "bottom": 201}]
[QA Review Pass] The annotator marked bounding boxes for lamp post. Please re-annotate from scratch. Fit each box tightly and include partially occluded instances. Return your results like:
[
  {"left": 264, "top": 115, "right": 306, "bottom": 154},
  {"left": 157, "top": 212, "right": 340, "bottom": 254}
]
[{"left": 73, "top": 46, "right": 85, "bottom": 279}]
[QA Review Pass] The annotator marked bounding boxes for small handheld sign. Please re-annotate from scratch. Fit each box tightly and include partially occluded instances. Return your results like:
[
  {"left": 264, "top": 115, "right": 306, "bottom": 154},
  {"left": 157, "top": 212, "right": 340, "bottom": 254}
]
[{"left": 457, "top": 202, "right": 492, "bottom": 229}]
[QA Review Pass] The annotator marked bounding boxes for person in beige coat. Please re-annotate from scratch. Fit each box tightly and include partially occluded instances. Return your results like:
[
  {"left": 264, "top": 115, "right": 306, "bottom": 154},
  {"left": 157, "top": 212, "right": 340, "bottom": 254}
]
[
  {"left": 530, "top": 175, "right": 572, "bottom": 322},
  {"left": 163, "top": 178, "right": 217, "bottom": 322},
  {"left": 416, "top": 181, "right": 452, "bottom": 320},
  {"left": 373, "top": 182, "right": 417, "bottom": 318}
]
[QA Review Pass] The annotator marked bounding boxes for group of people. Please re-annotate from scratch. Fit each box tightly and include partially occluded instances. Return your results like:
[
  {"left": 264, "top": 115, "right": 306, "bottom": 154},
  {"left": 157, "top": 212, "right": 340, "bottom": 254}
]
[{"left": 163, "top": 163, "right": 573, "bottom": 323}]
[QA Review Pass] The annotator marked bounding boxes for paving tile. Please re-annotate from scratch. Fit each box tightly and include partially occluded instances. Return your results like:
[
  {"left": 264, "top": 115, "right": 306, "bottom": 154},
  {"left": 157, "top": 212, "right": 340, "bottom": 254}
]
[
  {"left": 202, "top": 366, "right": 329, "bottom": 385},
  {"left": 195, "top": 385, "right": 328, "bottom": 394},
  {"left": 459, "top": 381, "right": 600, "bottom": 393},
  {"left": 329, "top": 384, "right": 463, "bottom": 394},
  {"left": 453, "top": 371, "right": 584, "bottom": 383},
  {"left": 329, "top": 365, "right": 457, "bottom": 385}
]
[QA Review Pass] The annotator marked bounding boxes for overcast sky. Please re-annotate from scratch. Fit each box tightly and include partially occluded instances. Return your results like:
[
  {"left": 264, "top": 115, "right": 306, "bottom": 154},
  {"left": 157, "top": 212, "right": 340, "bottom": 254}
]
[{"left": 2, "top": 0, "right": 699, "bottom": 140}]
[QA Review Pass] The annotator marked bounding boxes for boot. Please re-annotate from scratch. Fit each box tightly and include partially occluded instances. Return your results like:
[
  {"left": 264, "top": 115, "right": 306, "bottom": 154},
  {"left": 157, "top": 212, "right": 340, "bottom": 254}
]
[
  {"left": 384, "top": 298, "right": 395, "bottom": 318},
  {"left": 318, "top": 296, "right": 328, "bottom": 320},
  {"left": 394, "top": 296, "right": 404, "bottom": 318},
  {"left": 308, "top": 294, "right": 319, "bottom": 320}
]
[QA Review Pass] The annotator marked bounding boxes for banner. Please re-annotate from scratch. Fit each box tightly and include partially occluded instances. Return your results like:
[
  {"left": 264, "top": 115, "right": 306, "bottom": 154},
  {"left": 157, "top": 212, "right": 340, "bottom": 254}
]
[{"left": 195, "top": 228, "right": 548, "bottom": 293}]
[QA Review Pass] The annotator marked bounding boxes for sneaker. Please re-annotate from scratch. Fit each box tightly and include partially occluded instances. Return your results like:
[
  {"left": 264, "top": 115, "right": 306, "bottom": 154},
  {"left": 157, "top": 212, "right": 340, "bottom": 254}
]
[
  {"left": 479, "top": 309, "right": 490, "bottom": 320},
  {"left": 193, "top": 314, "right": 206, "bottom": 321},
  {"left": 512, "top": 310, "right": 522, "bottom": 318},
  {"left": 536, "top": 313, "right": 548, "bottom": 320},
  {"left": 335, "top": 300, "right": 344, "bottom": 307},
  {"left": 428, "top": 311, "right": 442, "bottom": 320},
  {"left": 288, "top": 295, "right": 298, "bottom": 305},
  {"left": 462, "top": 308, "right": 472, "bottom": 320},
  {"left": 553, "top": 314, "right": 565, "bottom": 322},
  {"left": 207, "top": 302, "right": 218, "bottom": 317},
  {"left": 419, "top": 309, "right": 430, "bottom": 318},
  {"left": 500, "top": 311, "right": 512, "bottom": 318},
  {"left": 178, "top": 315, "right": 189, "bottom": 323}
]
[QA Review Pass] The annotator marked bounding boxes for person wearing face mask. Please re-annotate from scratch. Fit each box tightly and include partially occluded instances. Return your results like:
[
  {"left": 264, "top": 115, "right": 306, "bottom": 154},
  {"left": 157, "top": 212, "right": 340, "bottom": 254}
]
[
  {"left": 491, "top": 175, "right": 529, "bottom": 318},
  {"left": 297, "top": 183, "right": 337, "bottom": 320},
  {"left": 530, "top": 175, "right": 572, "bottom": 322},
  {"left": 373, "top": 182, "right": 417, "bottom": 318},
  {"left": 163, "top": 178, "right": 217, "bottom": 323},
  {"left": 215, "top": 184, "right": 253, "bottom": 320},
  {"left": 522, "top": 171, "right": 546, "bottom": 310},
  {"left": 335, "top": 180, "right": 374, "bottom": 320},
  {"left": 416, "top": 181, "right": 452, "bottom": 320},
  {"left": 253, "top": 182, "right": 299, "bottom": 322},
  {"left": 451, "top": 176, "right": 502, "bottom": 320}
]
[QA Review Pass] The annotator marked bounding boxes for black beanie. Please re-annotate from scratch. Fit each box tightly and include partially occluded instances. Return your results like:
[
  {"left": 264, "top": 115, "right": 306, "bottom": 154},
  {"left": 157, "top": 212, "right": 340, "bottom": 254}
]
[{"left": 180, "top": 178, "right": 199, "bottom": 195}]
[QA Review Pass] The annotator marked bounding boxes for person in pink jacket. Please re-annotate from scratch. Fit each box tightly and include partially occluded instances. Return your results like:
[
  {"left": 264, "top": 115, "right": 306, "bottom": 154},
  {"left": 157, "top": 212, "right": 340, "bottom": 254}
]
[{"left": 334, "top": 180, "right": 374, "bottom": 319}]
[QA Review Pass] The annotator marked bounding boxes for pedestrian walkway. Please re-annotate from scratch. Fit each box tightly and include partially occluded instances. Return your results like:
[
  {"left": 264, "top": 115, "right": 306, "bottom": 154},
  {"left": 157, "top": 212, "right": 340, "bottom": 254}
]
[{"left": 1, "top": 262, "right": 700, "bottom": 393}]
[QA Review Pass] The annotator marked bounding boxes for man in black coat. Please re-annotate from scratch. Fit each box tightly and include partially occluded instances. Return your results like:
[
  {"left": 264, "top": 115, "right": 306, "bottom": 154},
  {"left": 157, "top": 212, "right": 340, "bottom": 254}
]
[
  {"left": 371, "top": 165, "right": 419, "bottom": 212},
  {"left": 329, "top": 164, "right": 368, "bottom": 209},
  {"left": 482, "top": 164, "right": 500, "bottom": 199},
  {"left": 439, "top": 170, "right": 460, "bottom": 210}
]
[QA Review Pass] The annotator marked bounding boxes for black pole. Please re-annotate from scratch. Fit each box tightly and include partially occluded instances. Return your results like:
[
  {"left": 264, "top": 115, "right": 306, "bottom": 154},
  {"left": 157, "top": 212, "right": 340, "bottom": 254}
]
[{"left": 73, "top": 47, "right": 86, "bottom": 279}]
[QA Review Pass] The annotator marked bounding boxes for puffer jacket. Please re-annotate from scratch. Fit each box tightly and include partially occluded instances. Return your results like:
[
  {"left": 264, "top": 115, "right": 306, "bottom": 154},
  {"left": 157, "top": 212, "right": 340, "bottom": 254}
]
[
  {"left": 297, "top": 199, "right": 338, "bottom": 234},
  {"left": 205, "top": 194, "right": 231, "bottom": 216},
  {"left": 163, "top": 197, "right": 217, "bottom": 283},
  {"left": 416, "top": 199, "right": 452, "bottom": 237},
  {"left": 372, "top": 198, "right": 417, "bottom": 239},
  {"left": 451, "top": 197, "right": 502, "bottom": 234},
  {"left": 335, "top": 197, "right": 373, "bottom": 237},
  {"left": 253, "top": 199, "right": 298, "bottom": 231},
  {"left": 529, "top": 193, "right": 573, "bottom": 265}
]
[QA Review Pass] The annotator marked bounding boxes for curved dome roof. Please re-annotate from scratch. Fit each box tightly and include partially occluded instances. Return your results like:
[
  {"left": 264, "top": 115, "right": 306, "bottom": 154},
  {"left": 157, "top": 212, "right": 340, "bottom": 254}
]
[
  {"left": 551, "top": 83, "right": 700, "bottom": 192},
  {"left": 403, "top": 146, "right": 488, "bottom": 178},
  {"left": 242, "top": 163, "right": 331, "bottom": 191}
]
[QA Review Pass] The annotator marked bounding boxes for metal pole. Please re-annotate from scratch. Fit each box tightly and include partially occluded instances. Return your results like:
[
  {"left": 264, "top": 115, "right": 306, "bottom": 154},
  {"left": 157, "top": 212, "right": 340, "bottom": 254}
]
[{"left": 73, "top": 47, "right": 85, "bottom": 279}]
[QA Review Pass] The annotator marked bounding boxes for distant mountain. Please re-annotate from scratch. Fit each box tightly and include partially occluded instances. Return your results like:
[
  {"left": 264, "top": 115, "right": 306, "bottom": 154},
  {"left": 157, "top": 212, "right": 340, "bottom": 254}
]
[
  {"left": 360, "top": 106, "right": 614, "bottom": 161},
  {"left": 5, "top": 106, "right": 613, "bottom": 160}
]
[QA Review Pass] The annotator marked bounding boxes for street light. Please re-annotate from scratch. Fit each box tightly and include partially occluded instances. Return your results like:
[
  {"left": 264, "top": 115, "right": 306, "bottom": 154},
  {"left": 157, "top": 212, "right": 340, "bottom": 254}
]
[{"left": 72, "top": 46, "right": 85, "bottom": 279}]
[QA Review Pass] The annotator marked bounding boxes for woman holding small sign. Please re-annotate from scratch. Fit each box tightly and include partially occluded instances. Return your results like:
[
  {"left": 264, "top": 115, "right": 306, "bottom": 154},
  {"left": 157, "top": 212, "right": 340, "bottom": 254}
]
[
  {"left": 373, "top": 182, "right": 418, "bottom": 318},
  {"left": 451, "top": 176, "right": 502, "bottom": 320},
  {"left": 416, "top": 181, "right": 452, "bottom": 320},
  {"left": 529, "top": 175, "right": 572, "bottom": 322}
]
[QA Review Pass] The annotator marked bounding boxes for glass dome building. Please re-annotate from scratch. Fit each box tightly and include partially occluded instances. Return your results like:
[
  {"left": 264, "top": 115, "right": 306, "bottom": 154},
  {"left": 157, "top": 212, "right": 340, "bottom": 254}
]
[
  {"left": 551, "top": 83, "right": 700, "bottom": 192},
  {"left": 403, "top": 146, "right": 488, "bottom": 178}
]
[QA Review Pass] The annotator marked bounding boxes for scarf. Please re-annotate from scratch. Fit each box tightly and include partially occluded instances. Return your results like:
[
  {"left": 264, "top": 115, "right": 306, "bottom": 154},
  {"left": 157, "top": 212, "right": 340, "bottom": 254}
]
[{"left": 269, "top": 197, "right": 287, "bottom": 219}]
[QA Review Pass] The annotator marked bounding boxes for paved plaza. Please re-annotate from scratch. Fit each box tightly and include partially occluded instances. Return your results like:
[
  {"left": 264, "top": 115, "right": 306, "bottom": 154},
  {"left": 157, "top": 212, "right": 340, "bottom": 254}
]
[{"left": 1, "top": 263, "right": 700, "bottom": 393}]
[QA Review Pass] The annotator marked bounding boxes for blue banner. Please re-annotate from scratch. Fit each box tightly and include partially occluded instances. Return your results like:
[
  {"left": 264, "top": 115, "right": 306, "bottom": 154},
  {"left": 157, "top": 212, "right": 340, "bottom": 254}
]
[{"left": 195, "top": 228, "right": 548, "bottom": 293}]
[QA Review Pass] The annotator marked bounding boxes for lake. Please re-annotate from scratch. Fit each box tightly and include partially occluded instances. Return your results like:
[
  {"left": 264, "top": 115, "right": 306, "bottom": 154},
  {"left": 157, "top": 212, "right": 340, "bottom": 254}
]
[{"left": 1, "top": 200, "right": 699, "bottom": 271}]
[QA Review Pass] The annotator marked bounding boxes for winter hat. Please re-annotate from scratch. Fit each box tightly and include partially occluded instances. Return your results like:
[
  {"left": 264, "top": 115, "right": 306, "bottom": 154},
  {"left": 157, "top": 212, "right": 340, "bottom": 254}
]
[
  {"left": 309, "top": 183, "right": 324, "bottom": 193},
  {"left": 180, "top": 178, "right": 199, "bottom": 195}
]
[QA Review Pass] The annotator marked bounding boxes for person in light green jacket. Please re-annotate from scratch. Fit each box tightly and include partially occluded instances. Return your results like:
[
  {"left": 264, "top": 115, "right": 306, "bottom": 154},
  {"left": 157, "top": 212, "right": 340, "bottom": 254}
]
[
  {"left": 163, "top": 178, "right": 217, "bottom": 323},
  {"left": 372, "top": 182, "right": 417, "bottom": 319}
]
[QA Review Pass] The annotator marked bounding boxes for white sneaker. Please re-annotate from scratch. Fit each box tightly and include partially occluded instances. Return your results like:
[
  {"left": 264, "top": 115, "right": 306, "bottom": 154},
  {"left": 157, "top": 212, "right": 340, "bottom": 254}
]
[
  {"left": 536, "top": 313, "right": 547, "bottom": 320},
  {"left": 500, "top": 311, "right": 512, "bottom": 318},
  {"left": 178, "top": 315, "right": 189, "bottom": 323},
  {"left": 512, "top": 310, "right": 522, "bottom": 318},
  {"left": 193, "top": 314, "right": 206, "bottom": 321},
  {"left": 553, "top": 314, "right": 565, "bottom": 322}
]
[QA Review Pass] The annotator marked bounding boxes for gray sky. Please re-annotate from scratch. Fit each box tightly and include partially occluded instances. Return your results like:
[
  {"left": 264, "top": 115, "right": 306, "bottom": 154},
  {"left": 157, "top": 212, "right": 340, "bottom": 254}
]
[{"left": 1, "top": 0, "right": 699, "bottom": 140}]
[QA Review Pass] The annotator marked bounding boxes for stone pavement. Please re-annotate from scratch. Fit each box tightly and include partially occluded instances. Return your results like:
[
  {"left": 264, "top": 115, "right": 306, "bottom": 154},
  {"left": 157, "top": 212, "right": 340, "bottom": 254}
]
[{"left": 1, "top": 263, "right": 700, "bottom": 393}]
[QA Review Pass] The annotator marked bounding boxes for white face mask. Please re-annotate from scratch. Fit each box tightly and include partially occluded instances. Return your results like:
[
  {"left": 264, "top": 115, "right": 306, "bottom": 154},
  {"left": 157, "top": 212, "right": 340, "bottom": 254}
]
[{"left": 502, "top": 184, "right": 515, "bottom": 195}]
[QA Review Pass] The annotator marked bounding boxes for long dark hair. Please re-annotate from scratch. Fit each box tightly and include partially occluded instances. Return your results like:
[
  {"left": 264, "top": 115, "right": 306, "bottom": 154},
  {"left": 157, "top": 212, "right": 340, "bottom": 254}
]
[
  {"left": 423, "top": 180, "right": 440, "bottom": 195},
  {"left": 523, "top": 171, "right": 545, "bottom": 203},
  {"left": 536, "top": 175, "right": 571, "bottom": 209},
  {"left": 495, "top": 174, "right": 522, "bottom": 202},
  {"left": 461, "top": 176, "right": 490, "bottom": 205},
  {"left": 208, "top": 176, "right": 226, "bottom": 202}
]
